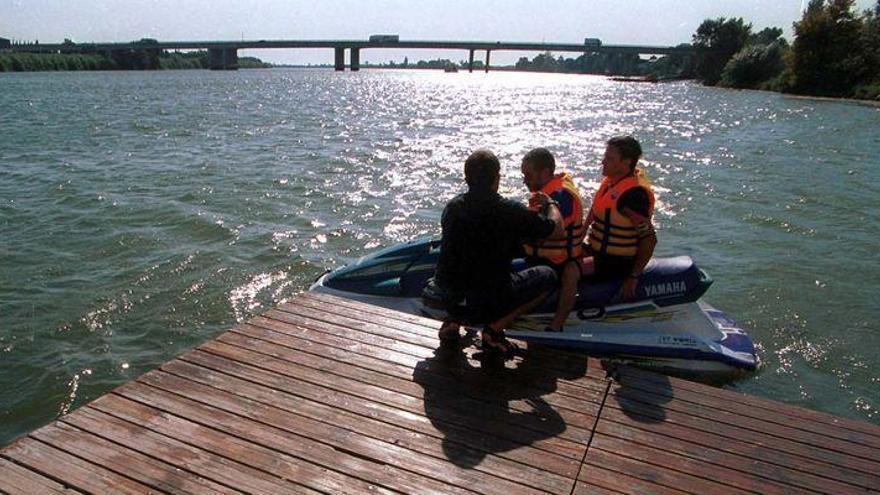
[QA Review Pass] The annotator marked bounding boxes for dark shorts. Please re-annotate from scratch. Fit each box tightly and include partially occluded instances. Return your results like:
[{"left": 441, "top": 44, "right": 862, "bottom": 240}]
[
  {"left": 430, "top": 265, "right": 557, "bottom": 324},
  {"left": 591, "top": 254, "right": 634, "bottom": 282}
]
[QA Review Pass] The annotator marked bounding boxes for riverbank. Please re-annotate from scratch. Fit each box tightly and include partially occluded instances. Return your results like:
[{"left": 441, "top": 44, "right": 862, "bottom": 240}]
[
  {"left": 0, "top": 51, "right": 271, "bottom": 72},
  {"left": 781, "top": 92, "right": 880, "bottom": 108}
]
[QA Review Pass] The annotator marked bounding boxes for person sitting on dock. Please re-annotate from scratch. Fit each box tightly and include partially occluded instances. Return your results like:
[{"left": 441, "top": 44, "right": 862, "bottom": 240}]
[
  {"left": 429, "top": 148, "right": 565, "bottom": 355},
  {"left": 520, "top": 148, "right": 587, "bottom": 332},
  {"left": 582, "top": 136, "right": 657, "bottom": 300}
]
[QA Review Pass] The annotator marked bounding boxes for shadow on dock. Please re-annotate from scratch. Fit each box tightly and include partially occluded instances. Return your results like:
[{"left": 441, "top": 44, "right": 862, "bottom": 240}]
[
  {"left": 606, "top": 362, "right": 673, "bottom": 424},
  {"left": 412, "top": 337, "right": 588, "bottom": 468}
]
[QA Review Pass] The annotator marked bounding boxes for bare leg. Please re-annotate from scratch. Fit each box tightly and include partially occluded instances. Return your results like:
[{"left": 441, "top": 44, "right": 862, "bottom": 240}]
[
  {"left": 549, "top": 261, "right": 581, "bottom": 331},
  {"left": 483, "top": 290, "right": 551, "bottom": 351}
]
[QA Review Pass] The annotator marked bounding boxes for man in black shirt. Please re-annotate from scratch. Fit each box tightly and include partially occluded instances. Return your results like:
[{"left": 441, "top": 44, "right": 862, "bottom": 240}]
[{"left": 432, "top": 149, "right": 564, "bottom": 354}]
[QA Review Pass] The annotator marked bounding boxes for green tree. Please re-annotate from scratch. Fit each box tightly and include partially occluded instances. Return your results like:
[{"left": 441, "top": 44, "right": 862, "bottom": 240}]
[
  {"left": 692, "top": 17, "right": 752, "bottom": 85},
  {"left": 789, "top": 0, "right": 867, "bottom": 96},
  {"left": 749, "top": 27, "right": 787, "bottom": 47},
  {"left": 720, "top": 42, "right": 786, "bottom": 88}
]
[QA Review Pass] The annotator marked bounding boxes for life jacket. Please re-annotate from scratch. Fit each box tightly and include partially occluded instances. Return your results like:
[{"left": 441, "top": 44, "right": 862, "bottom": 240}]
[
  {"left": 588, "top": 168, "right": 655, "bottom": 258},
  {"left": 523, "top": 172, "right": 586, "bottom": 265}
]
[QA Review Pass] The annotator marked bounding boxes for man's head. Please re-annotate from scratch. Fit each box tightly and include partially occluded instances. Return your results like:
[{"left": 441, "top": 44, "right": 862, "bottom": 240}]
[
  {"left": 521, "top": 147, "right": 556, "bottom": 192},
  {"left": 602, "top": 136, "right": 642, "bottom": 178},
  {"left": 464, "top": 148, "right": 500, "bottom": 194}
]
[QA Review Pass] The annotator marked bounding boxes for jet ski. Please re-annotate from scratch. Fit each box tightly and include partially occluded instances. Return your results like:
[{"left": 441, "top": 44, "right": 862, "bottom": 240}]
[{"left": 310, "top": 237, "right": 758, "bottom": 378}]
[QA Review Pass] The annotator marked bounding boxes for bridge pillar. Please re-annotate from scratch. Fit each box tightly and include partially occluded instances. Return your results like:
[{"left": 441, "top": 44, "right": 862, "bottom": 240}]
[
  {"left": 334, "top": 47, "right": 345, "bottom": 71},
  {"left": 485, "top": 50, "right": 491, "bottom": 73},
  {"left": 208, "top": 48, "right": 238, "bottom": 70},
  {"left": 350, "top": 48, "right": 360, "bottom": 71},
  {"left": 468, "top": 49, "right": 475, "bottom": 73}
]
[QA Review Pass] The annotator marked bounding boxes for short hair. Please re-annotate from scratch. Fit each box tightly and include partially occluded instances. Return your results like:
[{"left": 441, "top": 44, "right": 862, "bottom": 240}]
[
  {"left": 522, "top": 147, "right": 556, "bottom": 174},
  {"left": 607, "top": 136, "right": 642, "bottom": 171},
  {"left": 464, "top": 149, "right": 500, "bottom": 193}
]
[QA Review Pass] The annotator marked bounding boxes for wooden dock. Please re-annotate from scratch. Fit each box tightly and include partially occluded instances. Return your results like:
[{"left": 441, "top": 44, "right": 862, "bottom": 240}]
[{"left": 2, "top": 292, "right": 879, "bottom": 494}]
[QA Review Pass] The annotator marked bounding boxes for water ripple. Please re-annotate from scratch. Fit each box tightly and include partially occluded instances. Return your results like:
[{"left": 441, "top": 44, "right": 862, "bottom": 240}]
[{"left": 1, "top": 69, "right": 879, "bottom": 445}]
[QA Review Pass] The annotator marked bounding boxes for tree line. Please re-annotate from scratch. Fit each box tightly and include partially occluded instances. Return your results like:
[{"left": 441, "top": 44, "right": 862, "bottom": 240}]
[
  {"left": 0, "top": 48, "right": 272, "bottom": 72},
  {"left": 509, "top": 0, "right": 879, "bottom": 99},
  {"left": 694, "top": 0, "right": 880, "bottom": 99}
]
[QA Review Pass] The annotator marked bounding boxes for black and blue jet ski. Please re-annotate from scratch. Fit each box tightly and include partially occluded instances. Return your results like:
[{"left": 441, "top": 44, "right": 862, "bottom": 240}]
[{"left": 311, "top": 237, "right": 758, "bottom": 378}]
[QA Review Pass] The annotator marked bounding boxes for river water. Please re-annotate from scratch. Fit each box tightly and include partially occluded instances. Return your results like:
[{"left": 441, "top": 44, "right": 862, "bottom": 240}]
[{"left": 1, "top": 69, "right": 878, "bottom": 445}]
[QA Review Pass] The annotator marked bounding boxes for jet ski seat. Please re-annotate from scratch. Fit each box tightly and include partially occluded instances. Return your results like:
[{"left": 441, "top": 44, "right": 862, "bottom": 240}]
[
  {"left": 417, "top": 255, "right": 710, "bottom": 313},
  {"left": 572, "top": 255, "right": 710, "bottom": 309}
]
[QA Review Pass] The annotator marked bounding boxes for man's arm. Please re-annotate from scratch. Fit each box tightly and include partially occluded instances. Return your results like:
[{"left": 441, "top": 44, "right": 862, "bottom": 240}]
[
  {"left": 533, "top": 192, "right": 565, "bottom": 239},
  {"left": 618, "top": 205, "right": 656, "bottom": 299},
  {"left": 546, "top": 203, "right": 565, "bottom": 239}
]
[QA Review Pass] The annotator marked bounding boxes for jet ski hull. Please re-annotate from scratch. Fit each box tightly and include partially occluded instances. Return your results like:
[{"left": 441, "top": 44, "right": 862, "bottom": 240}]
[{"left": 309, "top": 238, "right": 758, "bottom": 378}]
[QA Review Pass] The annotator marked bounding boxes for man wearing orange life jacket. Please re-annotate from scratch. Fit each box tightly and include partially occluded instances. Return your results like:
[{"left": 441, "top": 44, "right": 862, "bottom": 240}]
[
  {"left": 583, "top": 136, "right": 657, "bottom": 300},
  {"left": 521, "top": 148, "right": 586, "bottom": 332}
]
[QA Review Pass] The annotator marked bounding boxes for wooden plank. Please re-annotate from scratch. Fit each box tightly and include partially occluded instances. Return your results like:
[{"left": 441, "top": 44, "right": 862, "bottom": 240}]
[
  {"left": 575, "top": 462, "right": 691, "bottom": 495},
  {"left": 607, "top": 387, "right": 880, "bottom": 477},
  {"left": 194, "top": 336, "right": 598, "bottom": 443},
  {"left": 281, "top": 296, "right": 606, "bottom": 386},
  {"left": 613, "top": 368, "right": 880, "bottom": 450},
  {"left": 615, "top": 364, "right": 880, "bottom": 440},
  {"left": 590, "top": 432, "right": 821, "bottom": 495},
  {"left": 130, "top": 371, "right": 551, "bottom": 495},
  {"left": 178, "top": 347, "right": 583, "bottom": 478},
  {"left": 611, "top": 382, "right": 880, "bottom": 464},
  {"left": 582, "top": 447, "right": 754, "bottom": 495},
  {"left": 0, "top": 457, "right": 79, "bottom": 494},
  {"left": 273, "top": 303, "right": 439, "bottom": 349},
  {"left": 236, "top": 317, "right": 608, "bottom": 401},
  {"left": 109, "top": 384, "right": 469, "bottom": 495},
  {"left": 219, "top": 325, "right": 603, "bottom": 426},
  {"left": 301, "top": 291, "right": 441, "bottom": 327},
  {"left": 65, "top": 405, "right": 377, "bottom": 495},
  {"left": 297, "top": 292, "right": 610, "bottom": 380},
  {"left": 569, "top": 482, "right": 624, "bottom": 495},
  {"left": 599, "top": 403, "right": 880, "bottom": 491},
  {"left": 2, "top": 436, "right": 156, "bottom": 495},
  {"left": 295, "top": 291, "right": 438, "bottom": 333},
  {"left": 300, "top": 292, "right": 607, "bottom": 371},
  {"left": 164, "top": 354, "right": 577, "bottom": 494},
  {"left": 31, "top": 421, "right": 243, "bottom": 495}
]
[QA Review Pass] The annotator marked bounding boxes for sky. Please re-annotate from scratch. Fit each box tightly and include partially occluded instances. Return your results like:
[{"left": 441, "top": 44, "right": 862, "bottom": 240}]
[{"left": 2, "top": 0, "right": 877, "bottom": 65}]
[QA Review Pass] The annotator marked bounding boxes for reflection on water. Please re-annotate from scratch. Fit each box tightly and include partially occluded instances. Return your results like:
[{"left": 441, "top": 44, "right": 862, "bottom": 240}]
[{"left": 0, "top": 69, "right": 878, "bottom": 445}]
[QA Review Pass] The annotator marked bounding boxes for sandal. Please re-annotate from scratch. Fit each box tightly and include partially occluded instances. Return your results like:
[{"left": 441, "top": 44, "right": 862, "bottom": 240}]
[
  {"left": 438, "top": 320, "right": 461, "bottom": 346},
  {"left": 481, "top": 325, "right": 519, "bottom": 357}
]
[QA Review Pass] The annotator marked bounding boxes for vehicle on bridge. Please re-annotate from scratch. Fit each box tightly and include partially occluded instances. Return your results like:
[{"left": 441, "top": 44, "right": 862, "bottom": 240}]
[
  {"left": 369, "top": 34, "right": 399, "bottom": 43},
  {"left": 584, "top": 38, "right": 602, "bottom": 47}
]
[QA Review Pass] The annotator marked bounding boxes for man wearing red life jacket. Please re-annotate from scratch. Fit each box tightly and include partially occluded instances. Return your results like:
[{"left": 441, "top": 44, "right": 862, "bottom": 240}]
[
  {"left": 521, "top": 148, "right": 587, "bottom": 332},
  {"left": 584, "top": 136, "right": 657, "bottom": 300}
]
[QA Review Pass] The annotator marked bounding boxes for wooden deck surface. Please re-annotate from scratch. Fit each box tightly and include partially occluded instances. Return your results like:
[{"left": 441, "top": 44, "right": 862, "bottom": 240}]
[{"left": 2, "top": 292, "right": 879, "bottom": 494}]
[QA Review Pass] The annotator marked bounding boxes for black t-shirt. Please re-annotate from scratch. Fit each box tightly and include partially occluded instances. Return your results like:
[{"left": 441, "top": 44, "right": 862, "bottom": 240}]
[
  {"left": 435, "top": 191, "right": 556, "bottom": 296},
  {"left": 616, "top": 186, "right": 650, "bottom": 217}
]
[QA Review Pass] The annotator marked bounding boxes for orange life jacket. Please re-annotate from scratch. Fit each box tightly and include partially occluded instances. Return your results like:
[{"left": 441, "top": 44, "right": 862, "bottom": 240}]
[
  {"left": 588, "top": 169, "right": 655, "bottom": 258},
  {"left": 523, "top": 172, "right": 586, "bottom": 264}
]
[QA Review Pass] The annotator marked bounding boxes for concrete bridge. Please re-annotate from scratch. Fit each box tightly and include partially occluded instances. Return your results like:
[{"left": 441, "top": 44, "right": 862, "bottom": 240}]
[{"left": 9, "top": 38, "right": 695, "bottom": 71}]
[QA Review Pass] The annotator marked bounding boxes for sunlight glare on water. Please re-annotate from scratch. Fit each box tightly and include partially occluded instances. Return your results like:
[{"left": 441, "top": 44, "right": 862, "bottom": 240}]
[{"left": 1, "top": 69, "right": 879, "bottom": 446}]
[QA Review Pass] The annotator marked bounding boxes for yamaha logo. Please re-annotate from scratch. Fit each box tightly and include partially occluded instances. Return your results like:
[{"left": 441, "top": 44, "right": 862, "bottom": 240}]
[{"left": 644, "top": 281, "right": 687, "bottom": 297}]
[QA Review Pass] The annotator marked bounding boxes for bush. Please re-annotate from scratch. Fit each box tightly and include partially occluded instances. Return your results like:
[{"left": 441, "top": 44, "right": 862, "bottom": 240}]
[
  {"left": 852, "top": 83, "right": 880, "bottom": 100},
  {"left": 719, "top": 42, "right": 787, "bottom": 89}
]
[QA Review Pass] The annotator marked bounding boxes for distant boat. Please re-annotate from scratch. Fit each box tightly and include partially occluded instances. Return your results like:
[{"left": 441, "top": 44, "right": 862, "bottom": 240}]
[
  {"left": 611, "top": 75, "right": 658, "bottom": 83},
  {"left": 444, "top": 66, "right": 459, "bottom": 73}
]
